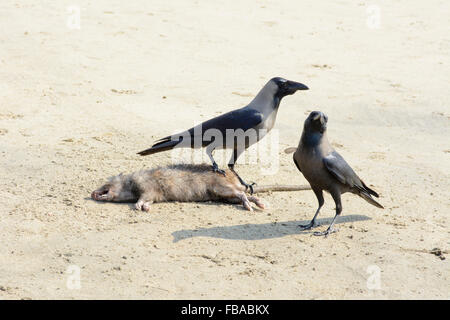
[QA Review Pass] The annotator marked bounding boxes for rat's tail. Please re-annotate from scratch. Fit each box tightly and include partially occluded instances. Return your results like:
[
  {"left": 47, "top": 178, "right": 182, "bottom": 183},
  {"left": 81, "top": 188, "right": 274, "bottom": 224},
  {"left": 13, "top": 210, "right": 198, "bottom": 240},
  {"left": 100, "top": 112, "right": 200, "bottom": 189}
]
[{"left": 251, "top": 184, "right": 311, "bottom": 193}]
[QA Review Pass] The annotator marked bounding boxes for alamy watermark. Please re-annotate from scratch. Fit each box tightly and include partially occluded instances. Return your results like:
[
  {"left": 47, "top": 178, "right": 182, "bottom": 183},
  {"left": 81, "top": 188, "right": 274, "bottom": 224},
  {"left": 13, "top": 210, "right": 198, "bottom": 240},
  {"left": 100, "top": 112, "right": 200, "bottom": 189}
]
[
  {"left": 366, "top": 5, "right": 381, "bottom": 29},
  {"left": 67, "top": 5, "right": 81, "bottom": 30},
  {"left": 66, "top": 265, "right": 81, "bottom": 290},
  {"left": 168, "top": 126, "right": 281, "bottom": 175},
  {"left": 366, "top": 264, "right": 381, "bottom": 290}
]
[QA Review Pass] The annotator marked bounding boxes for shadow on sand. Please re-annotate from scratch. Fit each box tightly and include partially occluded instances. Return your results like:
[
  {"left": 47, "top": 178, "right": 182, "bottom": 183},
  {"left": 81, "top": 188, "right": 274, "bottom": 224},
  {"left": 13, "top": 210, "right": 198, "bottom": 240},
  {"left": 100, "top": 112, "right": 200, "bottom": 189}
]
[{"left": 172, "top": 214, "right": 371, "bottom": 242}]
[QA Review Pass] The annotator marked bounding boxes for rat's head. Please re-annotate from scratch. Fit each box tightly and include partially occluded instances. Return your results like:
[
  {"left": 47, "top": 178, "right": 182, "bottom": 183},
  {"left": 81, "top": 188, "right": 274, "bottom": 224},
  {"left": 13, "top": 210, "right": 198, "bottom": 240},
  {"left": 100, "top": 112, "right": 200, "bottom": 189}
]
[
  {"left": 304, "top": 111, "right": 328, "bottom": 134},
  {"left": 91, "top": 173, "right": 138, "bottom": 202},
  {"left": 270, "top": 77, "right": 309, "bottom": 99}
]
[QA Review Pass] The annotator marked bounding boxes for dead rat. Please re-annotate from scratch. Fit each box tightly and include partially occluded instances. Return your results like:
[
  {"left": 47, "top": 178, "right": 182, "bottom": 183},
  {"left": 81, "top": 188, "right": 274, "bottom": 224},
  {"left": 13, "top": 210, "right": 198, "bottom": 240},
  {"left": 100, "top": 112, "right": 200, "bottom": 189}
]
[{"left": 91, "top": 164, "right": 310, "bottom": 212}]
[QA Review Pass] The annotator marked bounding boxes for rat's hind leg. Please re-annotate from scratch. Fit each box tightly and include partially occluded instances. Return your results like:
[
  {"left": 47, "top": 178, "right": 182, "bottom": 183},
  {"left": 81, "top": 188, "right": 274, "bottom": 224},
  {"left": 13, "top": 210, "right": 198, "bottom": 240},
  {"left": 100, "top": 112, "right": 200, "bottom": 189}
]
[
  {"left": 236, "top": 191, "right": 267, "bottom": 211},
  {"left": 236, "top": 192, "right": 253, "bottom": 211},
  {"left": 247, "top": 195, "right": 265, "bottom": 209},
  {"left": 214, "top": 183, "right": 260, "bottom": 211}
]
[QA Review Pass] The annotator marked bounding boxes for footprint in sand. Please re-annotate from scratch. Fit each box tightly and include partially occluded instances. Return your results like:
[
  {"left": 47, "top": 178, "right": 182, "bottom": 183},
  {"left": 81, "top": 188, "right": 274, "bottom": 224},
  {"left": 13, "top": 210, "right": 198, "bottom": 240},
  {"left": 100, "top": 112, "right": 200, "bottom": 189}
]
[
  {"left": 369, "top": 152, "right": 386, "bottom": 160},
  {"left": 0, "top": 112, "right": 24, "bottom": 120},
  {"left": 111, "top": 89, "right": 138, "bottom": 94}
]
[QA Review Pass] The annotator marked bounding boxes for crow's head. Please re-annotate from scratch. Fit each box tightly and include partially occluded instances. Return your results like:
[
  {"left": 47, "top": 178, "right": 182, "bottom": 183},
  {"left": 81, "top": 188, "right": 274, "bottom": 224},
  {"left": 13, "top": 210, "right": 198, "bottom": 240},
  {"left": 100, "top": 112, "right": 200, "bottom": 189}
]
[
  {"left": 271, "top": 77, "right": 309, "bottom": 98},
  {"left": 304, "top": 111, "right": 328, "bottom": 134}
]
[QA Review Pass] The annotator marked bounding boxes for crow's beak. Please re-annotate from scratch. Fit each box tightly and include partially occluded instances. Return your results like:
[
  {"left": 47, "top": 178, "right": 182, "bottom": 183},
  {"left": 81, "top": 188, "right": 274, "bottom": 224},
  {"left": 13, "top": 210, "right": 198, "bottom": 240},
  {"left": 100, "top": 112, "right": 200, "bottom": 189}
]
[
  {"left": 319, "top": 113, "right": 327, "bottom": 133},
  {"left": 288, "top": 81, "right": 309, "bottom": 91}
]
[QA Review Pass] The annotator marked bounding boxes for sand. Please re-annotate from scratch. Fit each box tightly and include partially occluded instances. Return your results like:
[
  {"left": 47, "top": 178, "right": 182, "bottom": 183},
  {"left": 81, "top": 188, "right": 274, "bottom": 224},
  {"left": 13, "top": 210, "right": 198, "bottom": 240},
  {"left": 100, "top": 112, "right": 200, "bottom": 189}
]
[{"left": 0, "top": 0, "right": 448, "bottom": 299}]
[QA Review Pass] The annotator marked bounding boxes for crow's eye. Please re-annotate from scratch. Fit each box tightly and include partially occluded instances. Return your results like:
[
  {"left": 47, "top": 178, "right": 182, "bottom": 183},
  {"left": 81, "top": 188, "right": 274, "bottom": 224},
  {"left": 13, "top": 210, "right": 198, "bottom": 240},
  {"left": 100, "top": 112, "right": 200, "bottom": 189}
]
[{"left": 276, "top": 78, "right": 287, "bottom": 88}]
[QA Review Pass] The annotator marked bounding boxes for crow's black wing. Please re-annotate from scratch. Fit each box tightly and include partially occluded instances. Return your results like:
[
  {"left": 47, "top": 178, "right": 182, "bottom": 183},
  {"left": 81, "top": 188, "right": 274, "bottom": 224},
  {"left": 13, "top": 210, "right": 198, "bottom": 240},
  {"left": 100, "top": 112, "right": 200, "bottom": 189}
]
[
  {"left": 189, "top": 108, "right": 264, "bottom": 135},
  {"left": 138, "top": 108, "right": 263, "bottom": 155},
  {"left": 323, "top": 151, "right": 362, "bottom": 188},
  {"left": 324, "top": 151, "right": 383, "bottom": 208}
]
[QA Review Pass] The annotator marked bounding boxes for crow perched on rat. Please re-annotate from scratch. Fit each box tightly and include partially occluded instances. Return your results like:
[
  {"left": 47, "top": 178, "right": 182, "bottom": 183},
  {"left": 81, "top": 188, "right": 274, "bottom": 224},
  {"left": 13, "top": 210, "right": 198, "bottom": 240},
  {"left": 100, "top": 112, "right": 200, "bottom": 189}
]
[
  {"left": 137, "top": 77, "right": 308, "bottom": 193},
  {"left": 291, "top": 111, "right": 383, "bottom": 236}
]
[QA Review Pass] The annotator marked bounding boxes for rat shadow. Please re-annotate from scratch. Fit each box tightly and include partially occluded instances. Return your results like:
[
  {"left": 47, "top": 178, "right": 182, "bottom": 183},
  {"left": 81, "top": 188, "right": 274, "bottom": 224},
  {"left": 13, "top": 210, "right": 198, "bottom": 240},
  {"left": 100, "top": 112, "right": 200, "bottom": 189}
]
[
  {"left": 84, "top": 197, "right": 137, "bottom": 210},
  {"left": 172, "top": 215, "right": 371, "bottom": 242},
  {"left": 86, "top": 197, "right": 265, "bottom": 212}
]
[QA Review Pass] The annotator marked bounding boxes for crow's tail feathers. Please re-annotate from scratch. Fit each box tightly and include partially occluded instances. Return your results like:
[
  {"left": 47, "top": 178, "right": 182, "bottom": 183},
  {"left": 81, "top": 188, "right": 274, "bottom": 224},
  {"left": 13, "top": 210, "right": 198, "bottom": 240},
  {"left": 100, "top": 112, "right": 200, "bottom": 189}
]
[
  {"left": 137, "top": 137, "right": 181, "bottom": 156},
  {"left": 359, "top": 191, "right": 384, "bottom": 209},
  {"left": 361, "top": 180, "right": 379, "bottom": 198}
]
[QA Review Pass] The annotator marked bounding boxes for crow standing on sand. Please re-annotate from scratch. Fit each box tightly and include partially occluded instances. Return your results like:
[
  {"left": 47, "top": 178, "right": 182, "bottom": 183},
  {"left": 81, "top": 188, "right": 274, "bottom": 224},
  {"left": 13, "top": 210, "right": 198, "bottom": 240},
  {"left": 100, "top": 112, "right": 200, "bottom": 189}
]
[
  {"left": 292, "top": 111, "right": 383, "bottom": 236},
  {"left": 138, "top": 77, "right": 309, "bottom": 193}
]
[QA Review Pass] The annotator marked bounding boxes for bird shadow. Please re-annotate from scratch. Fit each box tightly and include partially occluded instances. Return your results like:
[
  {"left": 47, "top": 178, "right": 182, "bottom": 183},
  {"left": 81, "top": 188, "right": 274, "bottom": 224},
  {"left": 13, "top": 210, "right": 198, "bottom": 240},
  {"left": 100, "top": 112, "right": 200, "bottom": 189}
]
[{"left": 171, "top": 215, "right": 371, "bottom": 242}]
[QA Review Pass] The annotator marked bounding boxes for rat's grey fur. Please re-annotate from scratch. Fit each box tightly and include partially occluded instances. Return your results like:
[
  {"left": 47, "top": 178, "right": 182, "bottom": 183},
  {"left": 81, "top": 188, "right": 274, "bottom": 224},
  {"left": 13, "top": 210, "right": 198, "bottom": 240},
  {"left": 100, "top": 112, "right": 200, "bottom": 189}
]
[
  {"left": 92, "top": 164, "right": 310, "bottom": 212},
  {"left": 92, "top": 164, "right": 274, "bottom": 212}
]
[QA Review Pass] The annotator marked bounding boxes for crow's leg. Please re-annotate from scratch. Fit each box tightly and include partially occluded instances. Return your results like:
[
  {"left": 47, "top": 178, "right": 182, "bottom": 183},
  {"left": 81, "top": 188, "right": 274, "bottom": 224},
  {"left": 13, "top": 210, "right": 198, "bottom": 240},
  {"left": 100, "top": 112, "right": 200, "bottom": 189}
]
[
  {"left": 228, "top": 165, "right": 256, "bottom": 194},
  {"left": 206, "top": 144, "right": 226, "bottom": 176},
  {"left": 228, "top": 148, "right": 256, "bottom": 194},
  {"left": 314, "top": 191, "right": 342, "bottom": 237},
  {"left": 299, "top": 188, "right": 323, "bottom": 230}
]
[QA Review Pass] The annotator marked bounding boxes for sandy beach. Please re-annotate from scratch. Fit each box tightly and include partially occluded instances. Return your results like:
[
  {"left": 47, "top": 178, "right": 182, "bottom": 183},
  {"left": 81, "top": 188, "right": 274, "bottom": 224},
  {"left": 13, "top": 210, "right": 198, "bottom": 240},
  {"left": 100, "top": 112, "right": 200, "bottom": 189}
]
[{"left": 0, "top": 0, "right": 449, "bottom": 299}]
